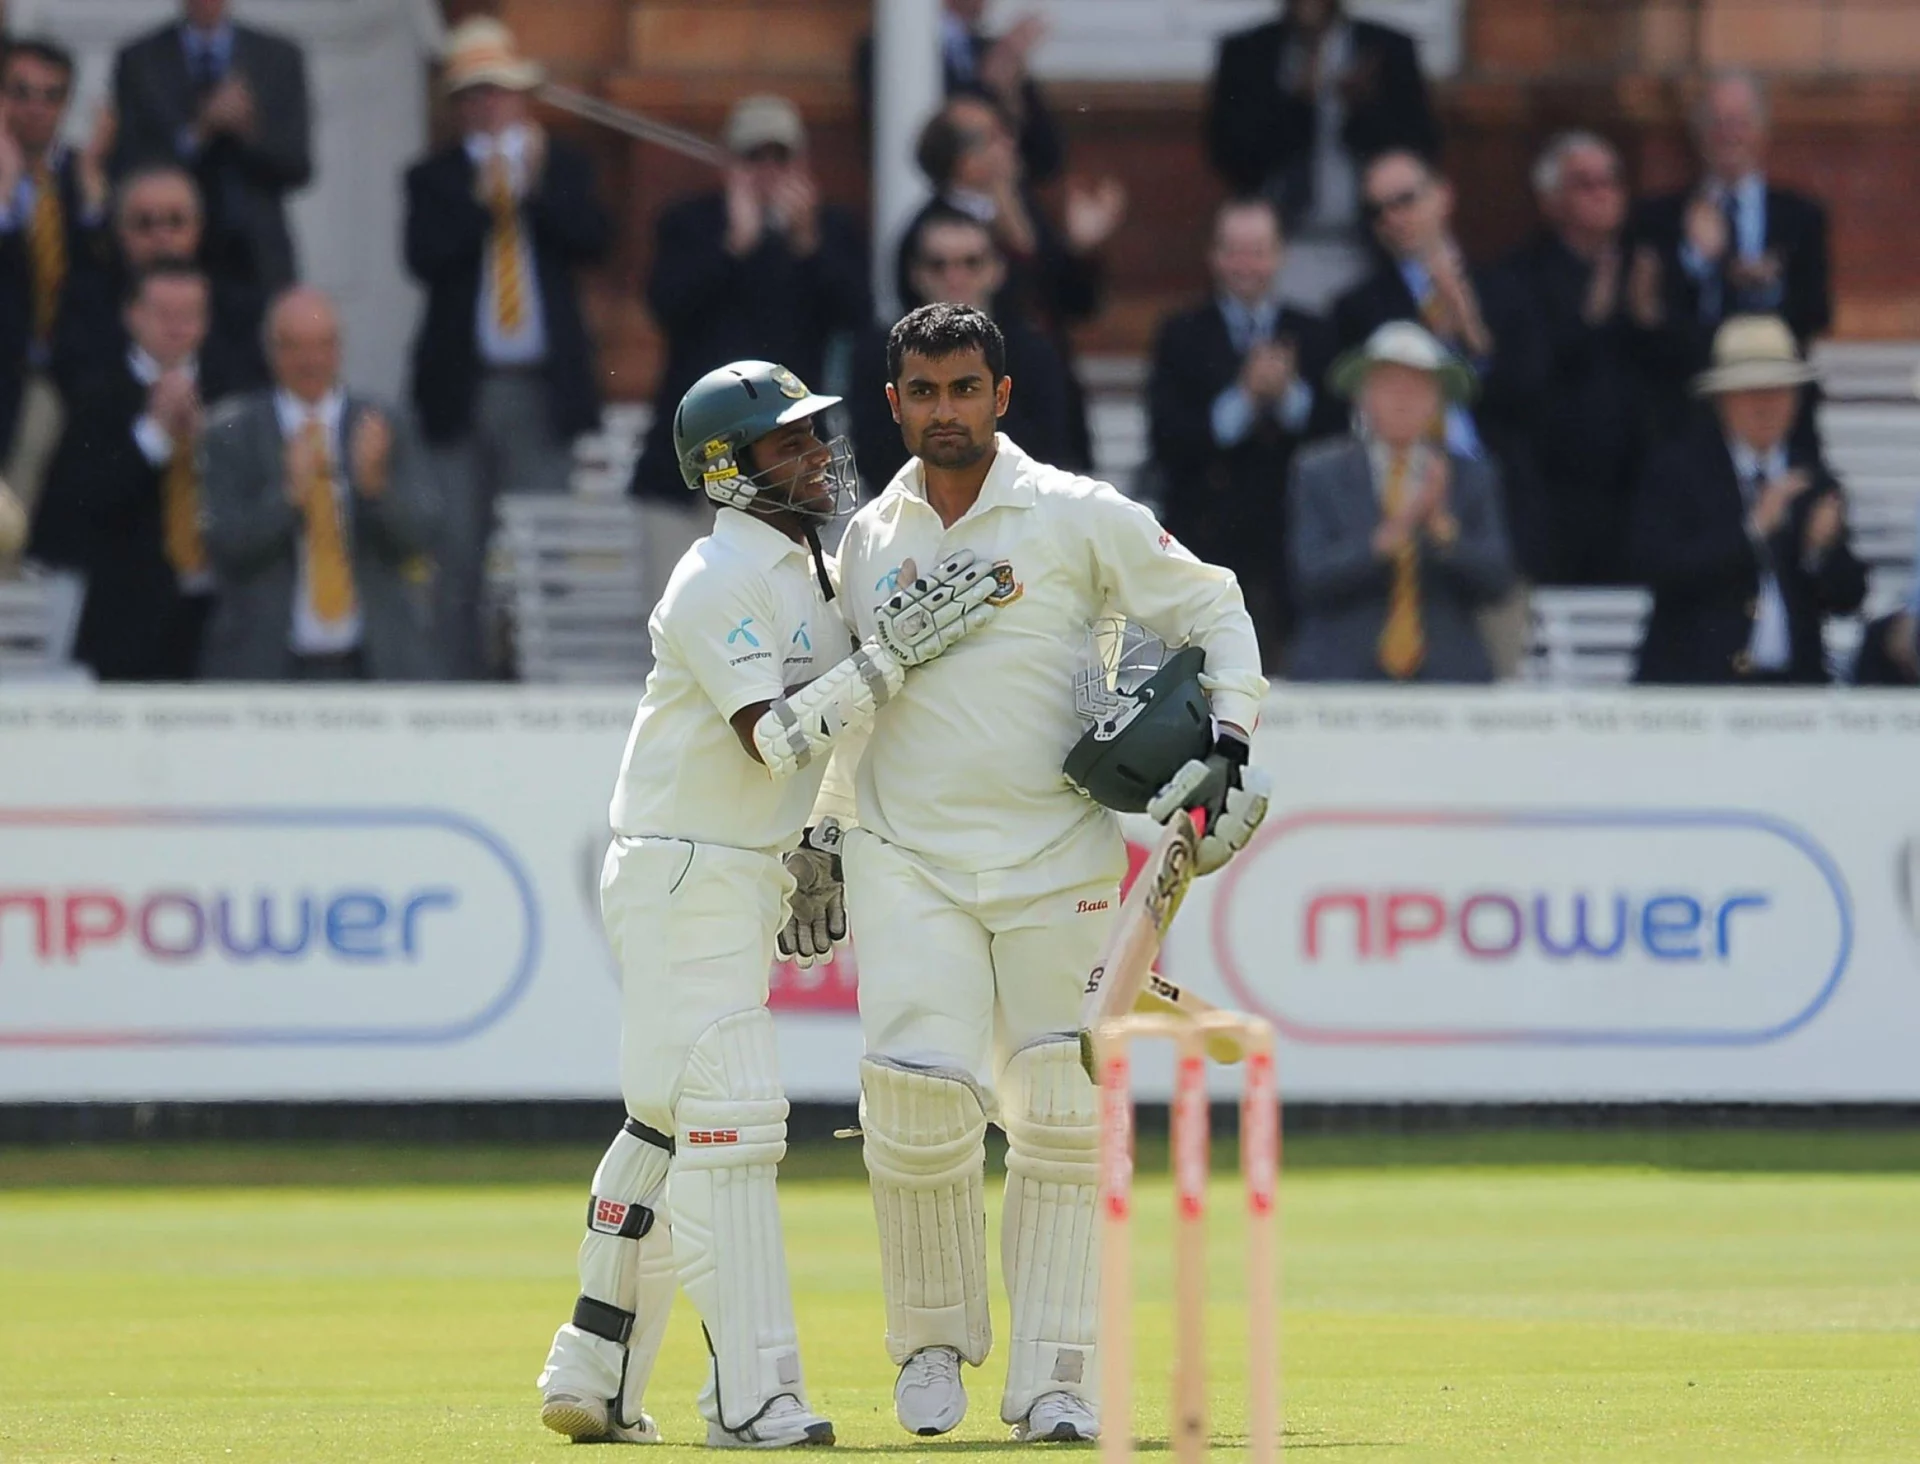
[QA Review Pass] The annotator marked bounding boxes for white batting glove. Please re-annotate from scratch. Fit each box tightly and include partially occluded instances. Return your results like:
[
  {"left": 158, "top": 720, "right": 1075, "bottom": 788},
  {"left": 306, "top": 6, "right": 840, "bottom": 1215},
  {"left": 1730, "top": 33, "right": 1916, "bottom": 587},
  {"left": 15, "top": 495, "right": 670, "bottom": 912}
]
[
  {"left": 779, "top": 819, "right": 847, "bottom": 967},
  {"left": 872, "top": 549, "right": 1008, "bottom": 668},
  {"left": 1144, "top": 732, "right": 1270, "bottom": 876}
]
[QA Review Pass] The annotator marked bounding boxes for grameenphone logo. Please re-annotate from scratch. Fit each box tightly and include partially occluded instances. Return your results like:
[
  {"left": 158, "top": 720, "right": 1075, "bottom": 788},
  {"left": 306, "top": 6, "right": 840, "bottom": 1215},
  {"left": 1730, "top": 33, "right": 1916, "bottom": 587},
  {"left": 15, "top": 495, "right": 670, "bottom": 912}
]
[
  {"left": 0, "top": 808, "right": 540, "bottom": 1047},
  {"left": 1211, "top": 809, "right": 1852, "bottom": 1046}
]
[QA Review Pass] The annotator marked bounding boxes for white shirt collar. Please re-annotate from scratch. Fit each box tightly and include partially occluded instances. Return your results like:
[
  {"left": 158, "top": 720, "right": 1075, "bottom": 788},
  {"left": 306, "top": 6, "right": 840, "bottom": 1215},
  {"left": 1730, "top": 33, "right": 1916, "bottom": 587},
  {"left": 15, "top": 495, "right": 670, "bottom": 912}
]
[
  {"left": 713, "top": 505, "right": 808, "bottom": 571},
  {"left": 890, "top": 433, "right": 1037, "bottom": 516},
  {"left": 1727, "top": 434, "right": 1786, "bottom": 485},
  {"left": 275, "top": 386, "right": 345, "bottom": 437},
  {"left": 465, "top": 124, "right": 530, "bottom": 165},
  {"left": 128, "top": 345, "right": 196, "bottom": 386}
]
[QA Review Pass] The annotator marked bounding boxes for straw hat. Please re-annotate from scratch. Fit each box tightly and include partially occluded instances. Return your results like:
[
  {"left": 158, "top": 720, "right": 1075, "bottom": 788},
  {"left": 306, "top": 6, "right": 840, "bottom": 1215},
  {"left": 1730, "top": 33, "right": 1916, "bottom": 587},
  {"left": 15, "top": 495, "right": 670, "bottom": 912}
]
[
  {"left": 1328, "top": 320, "right": 1478, "bottom": 403},
  {"left": 1692, "top": 314, "right": 1818, "bottom": 396},
  {"left": 442, "top": 17, "right": 544, "bottom": 95},
  {"left": 723, "top": 95, "right": 806, "bottom": 156}
]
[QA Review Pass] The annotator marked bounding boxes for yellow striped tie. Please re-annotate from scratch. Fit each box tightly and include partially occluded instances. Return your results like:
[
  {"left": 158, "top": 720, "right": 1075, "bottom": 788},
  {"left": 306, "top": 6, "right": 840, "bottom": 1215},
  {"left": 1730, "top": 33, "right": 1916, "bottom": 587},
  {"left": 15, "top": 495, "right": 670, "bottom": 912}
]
[
  {"left": 1376, "top": 451, "right": 1426, "bottom": 680},
  {"left": 161, "top": 443, "right": 206, "bottom": 582},
  {"left": 28, "top": 165, "right": 66, "bottom": 346},
  {"left": 300, "top": 419, "right": 357, "bottom": 623},
  {"left": 488, "top": 155, "right": 525, "bottom": 335}
]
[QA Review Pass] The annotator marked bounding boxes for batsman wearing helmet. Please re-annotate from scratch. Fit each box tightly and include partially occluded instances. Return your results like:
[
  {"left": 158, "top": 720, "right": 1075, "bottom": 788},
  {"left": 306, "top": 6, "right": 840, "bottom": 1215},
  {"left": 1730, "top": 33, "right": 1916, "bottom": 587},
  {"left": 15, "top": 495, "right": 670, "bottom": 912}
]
[
  {"left": 537, "top": 359, "right": 1010, "bottom": 1447},
  {"left": 836, "top": 305, "right": 1273, "bottom": 1441}
]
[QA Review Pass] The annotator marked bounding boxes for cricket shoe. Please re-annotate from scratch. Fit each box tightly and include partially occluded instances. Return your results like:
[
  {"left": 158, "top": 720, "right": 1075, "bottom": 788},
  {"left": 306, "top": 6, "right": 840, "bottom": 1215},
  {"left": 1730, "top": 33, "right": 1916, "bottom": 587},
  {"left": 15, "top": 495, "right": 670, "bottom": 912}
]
[
  {"left": 895, "top": 1345, "right": 967, "bottom": 1436},
  {"left": 1012, "top": 1391, "right": 1099, "bottom": 1443},
  {"left": 540, "top": 1391, "right": 661, "bottom": 1443},
  {"left": 706, "top": 1394, "right": 836, "bottom": 1449}
]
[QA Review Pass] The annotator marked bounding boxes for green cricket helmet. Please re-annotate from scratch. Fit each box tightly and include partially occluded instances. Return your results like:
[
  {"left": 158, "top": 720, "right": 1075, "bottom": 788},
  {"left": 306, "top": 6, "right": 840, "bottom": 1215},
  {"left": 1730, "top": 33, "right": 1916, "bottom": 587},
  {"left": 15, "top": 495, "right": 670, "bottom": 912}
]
[
  {"left": 1063, "top": 620, "right": 1214, "bottom": 813},
  {"left": 673, "top": 359, "right": 858, "bottom": 520}
]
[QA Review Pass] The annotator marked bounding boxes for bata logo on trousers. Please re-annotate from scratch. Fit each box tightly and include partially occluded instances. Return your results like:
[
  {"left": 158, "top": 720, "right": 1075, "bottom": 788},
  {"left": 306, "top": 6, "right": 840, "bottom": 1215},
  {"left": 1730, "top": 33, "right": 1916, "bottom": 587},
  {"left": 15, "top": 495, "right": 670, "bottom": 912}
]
[{"left": 685, "top": 1129, "right": 740, "bottom": 1144}]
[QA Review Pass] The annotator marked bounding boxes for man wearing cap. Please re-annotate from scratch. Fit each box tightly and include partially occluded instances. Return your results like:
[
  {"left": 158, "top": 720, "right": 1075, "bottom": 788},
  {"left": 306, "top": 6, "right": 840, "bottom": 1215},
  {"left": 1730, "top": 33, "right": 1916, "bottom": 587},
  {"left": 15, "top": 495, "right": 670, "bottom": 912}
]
[
  {"left": 535, "top": 357, "right": 1005, "bottom": 1446},
  {"left": 404, "top": 18, "right": 613, "bottom": 678},
  {"left": 1286, "top": 319, "right": 1515, "bottom": 682},
  {"left": 1631, "top": 313, "right": 1864, "bottom": 685},
  {"left": 630, "top": 95, "right": 869, "bottom": 658}
]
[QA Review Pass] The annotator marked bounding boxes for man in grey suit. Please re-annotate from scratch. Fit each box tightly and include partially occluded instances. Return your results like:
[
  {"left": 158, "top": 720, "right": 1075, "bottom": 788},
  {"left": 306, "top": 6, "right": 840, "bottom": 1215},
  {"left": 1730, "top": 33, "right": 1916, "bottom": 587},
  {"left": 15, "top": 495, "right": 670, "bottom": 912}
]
[
  {"left": 111, "top": 0, "right": 311, "bottom": 307},
  {"left": 1286, "top": 320, "right": 1515, "bottom": 682},
  {"left": 200, "top": 287, "right": 439, "bottom": 680}
]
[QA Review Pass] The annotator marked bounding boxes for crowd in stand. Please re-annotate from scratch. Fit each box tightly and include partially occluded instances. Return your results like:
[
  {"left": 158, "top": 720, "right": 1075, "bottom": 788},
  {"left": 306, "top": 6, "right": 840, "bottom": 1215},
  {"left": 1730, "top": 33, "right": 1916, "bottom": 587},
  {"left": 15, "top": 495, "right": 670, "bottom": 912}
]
[{"left": 0, "top": 0, "right": 1914, "bottom": 688}]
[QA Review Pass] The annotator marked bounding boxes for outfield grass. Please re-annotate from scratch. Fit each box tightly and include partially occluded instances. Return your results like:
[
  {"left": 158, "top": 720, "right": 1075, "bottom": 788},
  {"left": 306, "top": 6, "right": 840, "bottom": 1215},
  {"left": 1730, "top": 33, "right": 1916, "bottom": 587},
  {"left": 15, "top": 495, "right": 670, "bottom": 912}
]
[{"left": 3, "top": 1133, "right": 1919, "bottom": 1462}]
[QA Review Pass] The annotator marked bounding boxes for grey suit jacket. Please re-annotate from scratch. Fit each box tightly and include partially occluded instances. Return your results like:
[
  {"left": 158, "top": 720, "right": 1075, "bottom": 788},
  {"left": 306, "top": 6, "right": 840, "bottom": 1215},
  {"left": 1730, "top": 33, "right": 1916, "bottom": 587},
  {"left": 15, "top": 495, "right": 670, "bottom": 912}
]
[
  {"left": 1285, "top": 437, "right": 1515, "bottom": 683},
  {"left": 198, "top": 390, "right": 441, "bottom": 680}
]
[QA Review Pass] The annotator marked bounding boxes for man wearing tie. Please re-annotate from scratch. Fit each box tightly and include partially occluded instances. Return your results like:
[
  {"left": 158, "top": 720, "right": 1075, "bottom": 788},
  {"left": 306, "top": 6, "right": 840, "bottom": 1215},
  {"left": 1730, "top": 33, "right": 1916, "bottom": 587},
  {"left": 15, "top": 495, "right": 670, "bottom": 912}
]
[
  {"left": 28, "top": 260, "right": 229, "bottom": 679},
  {"left": 1631, "top": 315, "right": 1864, "bottom": 686},
  {"left": 199, "top": 287, "right": 439, "bottom": 681},
  {"left": 0, "top": 39, "right": 114, "bottom": 515},
  {"left": 1286, "top": 321, "right": 1515, "bottom": 683},
  {"left": 404, "top": 18, "right": 612, "bottom": 678},
  {"left": 110, "top": 0, "right": 312, "bottom": 306}
]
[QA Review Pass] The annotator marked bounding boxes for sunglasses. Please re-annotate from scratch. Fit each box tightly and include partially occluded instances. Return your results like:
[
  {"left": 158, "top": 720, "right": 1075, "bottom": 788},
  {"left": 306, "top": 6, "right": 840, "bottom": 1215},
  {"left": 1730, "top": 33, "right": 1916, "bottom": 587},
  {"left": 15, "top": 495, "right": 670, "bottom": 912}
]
[
  {"left": 920, "top": 251, "right": 991, "bottom": 273},
  {"left": 1362, "top": 185, "right": 1425, "bottom": 222},
  {"left": 4, "top": 82, "right": 68, "bottom": 105},
  {"left": 127, "top": 210, "right": 196, "bottom": 232}
]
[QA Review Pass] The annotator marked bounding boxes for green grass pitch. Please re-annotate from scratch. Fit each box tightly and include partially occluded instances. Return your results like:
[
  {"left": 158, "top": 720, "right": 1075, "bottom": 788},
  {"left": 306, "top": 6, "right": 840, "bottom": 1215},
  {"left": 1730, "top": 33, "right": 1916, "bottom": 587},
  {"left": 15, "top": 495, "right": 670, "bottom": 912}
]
[{"left": 4, "top": 1130, "right": 1920, "bottom": 1462}]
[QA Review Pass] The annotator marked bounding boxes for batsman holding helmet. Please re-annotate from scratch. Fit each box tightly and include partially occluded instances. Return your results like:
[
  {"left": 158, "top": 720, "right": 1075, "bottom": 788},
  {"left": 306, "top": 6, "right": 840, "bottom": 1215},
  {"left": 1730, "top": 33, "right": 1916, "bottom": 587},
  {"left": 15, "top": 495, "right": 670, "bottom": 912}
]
[
  {"left": 537, "top": 359, "right": 1009, "bottom": 1446},
  {"left": 833, "top": 305, "right": 1273, "bottom": 1441}
]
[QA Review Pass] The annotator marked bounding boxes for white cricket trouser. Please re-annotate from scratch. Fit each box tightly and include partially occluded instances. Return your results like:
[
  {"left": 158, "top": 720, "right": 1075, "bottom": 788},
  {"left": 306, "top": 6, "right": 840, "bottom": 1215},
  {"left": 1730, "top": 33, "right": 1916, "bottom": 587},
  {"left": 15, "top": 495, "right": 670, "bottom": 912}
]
[
  {"left": 843, "top": 812, "right": 1124, "bottom": 1096},
  {"left": 601, "top": 835, "right": 794, "bottom": 1128}
]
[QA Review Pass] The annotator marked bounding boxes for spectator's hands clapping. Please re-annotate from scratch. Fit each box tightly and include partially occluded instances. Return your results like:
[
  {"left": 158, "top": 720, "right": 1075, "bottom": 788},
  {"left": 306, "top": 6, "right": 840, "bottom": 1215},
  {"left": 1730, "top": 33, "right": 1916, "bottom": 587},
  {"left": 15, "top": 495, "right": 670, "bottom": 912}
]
[
  {"left": 198, "top": 75, "right": 257, "bottom": 142},
  {"left": 149, "top": 370, "right": 202, "bottom": 445},
  {"left": 1583, "top": 245, "right": 1621, "bottom": 325},
  {"left": 1750, "top": 468, "right": 1812, "bottom": 538},
  {"left": 1063, "top": 176, "right": 1126, "bottom": 254},
  {"left": 1728, "top": 249, "right": 1781, "bottom": 294},
  {"left": 1627, "top": 244, "right": 1664, "bottom": 328},
  {"left": 1802, "top": 490, "right": 1843, "bottom": 557},
  {"left": 0, "top": 101, "right": 24, "bottom": 203},
  {"left": 350, "top": 411, "right": 393, "bottom": 498},
  {"left": 1418, "top": 451, "right": 1459, "bottom": 544},
  {"left": 284, "top": 426, "right": 322, "bottom": 505},
  {"left": 522, "top": 122, "right": 548, "bottom": 190},
  {"left": 767, "top": 165, "right": 820, "bottom": 257},
  {"left": 1684, "top": 191, "right": 1729, "bottom": 265},
  {"left": 979, "top": 16, "right": 1047, "bottom": 105},
  {"left": 1238, "top": 341, "right": 1296, "bottom": 403},
  {"left": 78, "top": 105, "right": 116, "bottom": 216},
  {"left": 723, "top": 164, "right": 765, "bottom": 257}
]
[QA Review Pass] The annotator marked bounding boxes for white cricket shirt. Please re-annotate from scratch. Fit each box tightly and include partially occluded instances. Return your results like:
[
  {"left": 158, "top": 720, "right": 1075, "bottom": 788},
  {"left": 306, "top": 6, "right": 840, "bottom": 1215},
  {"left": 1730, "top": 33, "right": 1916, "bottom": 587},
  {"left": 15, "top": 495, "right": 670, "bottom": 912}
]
[
  {"left": 610, "top": 507, "right": 851, "bottom": 852},
  {"left": 837, "top": 435, "right": 1266, "bottom": 875}
]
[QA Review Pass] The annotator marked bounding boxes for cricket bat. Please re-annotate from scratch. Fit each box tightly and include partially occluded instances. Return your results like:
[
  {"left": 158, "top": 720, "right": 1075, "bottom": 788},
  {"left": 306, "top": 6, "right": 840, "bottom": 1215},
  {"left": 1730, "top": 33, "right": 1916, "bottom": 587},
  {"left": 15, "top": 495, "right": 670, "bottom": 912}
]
[{"left": 1077, "top": 809, "right": 1214, "bottom": 1079}]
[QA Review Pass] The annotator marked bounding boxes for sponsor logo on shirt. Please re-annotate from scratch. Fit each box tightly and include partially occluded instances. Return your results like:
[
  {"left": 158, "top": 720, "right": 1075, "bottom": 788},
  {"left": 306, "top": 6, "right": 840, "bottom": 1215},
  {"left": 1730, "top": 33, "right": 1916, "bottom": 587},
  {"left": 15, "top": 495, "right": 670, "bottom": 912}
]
[
  {"left": 726, "top": 616, "right": 771, "bottom": 665},
  {"left": 1076, "top": 898, "right": 1110, "bottom": 914},
  {"left": 791, "top": 623, "right": 811, "bottom": 651}
]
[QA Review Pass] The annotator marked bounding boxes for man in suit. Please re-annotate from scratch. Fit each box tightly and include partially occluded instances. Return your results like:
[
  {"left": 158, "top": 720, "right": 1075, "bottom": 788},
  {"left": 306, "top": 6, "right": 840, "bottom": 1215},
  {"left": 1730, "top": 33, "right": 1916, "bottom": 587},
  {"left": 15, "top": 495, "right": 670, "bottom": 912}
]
[
  {"left": 0, "top": 40, "right": 116, "bottom": 518},
  {"left": 1632, "top": 71, "right": 1829, "bottom": 408},
  {"left": 1632, "top": 315, "right": 1864, "bottom": 686},
  {"left": 848, "top": 205, "right": 1071, "bottom": 492},
  {"left": 856, "top": 0, "right": 1065, "bottom": 185},
  {"left": 1207, "top": 0, "right": 1439, "bottom": 311},
  {"left": 1148, "top": 196, "right": 1334, "bottom": 667},
  {"left": 199, "top": 286, "right": 437, "bottom": 682},
  {"left": 630, "top": 92, "right": 867, "bottom": 645},
  {"left": 110, "top": 0, "right": 311, "bottom": 299},
  {"left": 1287, "top": 321, "right": 1514, "bottom": 683},
  {"left": 52, "top": 164, "right": 267, "bottom": 402},
  {"left": 27, "top": 260, "right": 229, "bottom": 680},
  {"left": 1498, "top": 132, "right": 1664, "bottom": 586},
  {"left": 404, "top": 17, "right": 612, "bottom": 679}
]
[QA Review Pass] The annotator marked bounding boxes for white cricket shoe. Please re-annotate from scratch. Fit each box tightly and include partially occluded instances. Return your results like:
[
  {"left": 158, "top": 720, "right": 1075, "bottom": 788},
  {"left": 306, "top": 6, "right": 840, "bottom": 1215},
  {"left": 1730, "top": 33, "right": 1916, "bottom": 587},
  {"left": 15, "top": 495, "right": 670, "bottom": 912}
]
[
  {"left": 540, "top": 1391, "right": 661, "bottom": 1443},
  {"left": 706, "top": 1394, "right": 836, "bottom": 1449},
  {"left": 895, "top": 1345, "right": 967, "bottom": 1436},
  {"left": 1012, "top": 1391, "right": 1099, "bottom": 1443}
]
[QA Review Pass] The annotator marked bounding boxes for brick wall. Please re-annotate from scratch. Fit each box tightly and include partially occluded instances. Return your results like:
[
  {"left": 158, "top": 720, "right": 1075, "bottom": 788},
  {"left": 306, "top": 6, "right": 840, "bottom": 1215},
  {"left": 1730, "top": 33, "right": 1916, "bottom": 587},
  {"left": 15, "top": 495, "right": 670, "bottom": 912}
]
[{"left": 461, "top": 0, "right": 1920, "bottom": 402}]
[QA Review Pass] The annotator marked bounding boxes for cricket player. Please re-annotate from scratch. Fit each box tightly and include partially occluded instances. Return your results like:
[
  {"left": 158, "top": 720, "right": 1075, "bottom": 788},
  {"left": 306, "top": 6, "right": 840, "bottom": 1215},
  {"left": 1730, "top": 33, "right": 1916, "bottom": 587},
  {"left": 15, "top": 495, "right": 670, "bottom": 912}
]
[
  {"left": 537, "top": 358, "right": 1008, "bottom": 1447},
  {"left": 834, "top": 304, "right": 1272, "bottom": 1439}
]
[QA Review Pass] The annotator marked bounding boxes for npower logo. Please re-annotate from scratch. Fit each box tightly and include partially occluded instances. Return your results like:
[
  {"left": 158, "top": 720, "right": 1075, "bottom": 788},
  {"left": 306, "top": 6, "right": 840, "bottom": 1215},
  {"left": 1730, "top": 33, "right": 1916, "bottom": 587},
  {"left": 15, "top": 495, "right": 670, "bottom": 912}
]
[
  {"left": 0, "top": 808, "right": 540, "bottom": 1047},
  {"left": 1211, "top": 809, "right": 1852, "bottom": 1046}
]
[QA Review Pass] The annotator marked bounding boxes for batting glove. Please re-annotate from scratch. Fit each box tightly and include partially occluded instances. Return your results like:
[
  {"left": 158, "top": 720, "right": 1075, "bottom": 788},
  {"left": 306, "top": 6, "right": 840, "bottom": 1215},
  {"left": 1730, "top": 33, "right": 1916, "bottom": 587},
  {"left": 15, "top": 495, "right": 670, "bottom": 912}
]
[
  {"left": 1144, "top": 728, "right": 1271, "bottom": 876},
  {"left": 871, "top": 549, "right": 1008, "bottom": 668}
]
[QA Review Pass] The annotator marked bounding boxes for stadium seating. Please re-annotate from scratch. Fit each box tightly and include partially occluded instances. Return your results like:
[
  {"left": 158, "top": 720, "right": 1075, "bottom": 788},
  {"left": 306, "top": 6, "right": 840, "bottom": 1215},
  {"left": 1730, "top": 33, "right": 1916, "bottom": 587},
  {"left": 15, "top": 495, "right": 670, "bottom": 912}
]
[{"left": 0, "top": 568, "right": 87, "bottom": 683}]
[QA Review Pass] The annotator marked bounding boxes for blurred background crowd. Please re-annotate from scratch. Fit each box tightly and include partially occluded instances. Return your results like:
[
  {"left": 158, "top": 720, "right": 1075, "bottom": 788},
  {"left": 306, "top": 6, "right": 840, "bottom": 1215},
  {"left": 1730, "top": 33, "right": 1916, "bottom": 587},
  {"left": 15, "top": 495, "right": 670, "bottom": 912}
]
[{"left": 1, "top": 0, "right": 1916, "bottom": 688}]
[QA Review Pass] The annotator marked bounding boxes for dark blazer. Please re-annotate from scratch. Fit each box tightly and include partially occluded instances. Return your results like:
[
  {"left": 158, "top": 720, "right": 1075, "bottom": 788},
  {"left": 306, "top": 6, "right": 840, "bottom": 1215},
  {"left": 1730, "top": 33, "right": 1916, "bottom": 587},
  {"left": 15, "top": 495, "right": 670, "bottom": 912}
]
[
  {"left": 111, "top": 21, "right": 312, "bottom": 295},
  {"left": 1631, "top": 418, "right": 1865, "bottom": 685},
  {"left": 632, "top": 191, "right": 869, "bottom": 502},
  {"left": 1331, "top": 258, "right": 1550, "bottom": 578},
  {"left": 1206, "top": 17, "right": 1440, "bottom": 217},
  {"left": 846, "top": 314, "right": 1072, "bottom": 493},
  {"left": 856, "top": 31, "right": 1063, "bottom": 184},
  {"left": 52, "top": 255, "right": 269, "bottom": 404},
  {"left": 198, "top": 389, "right": 441, "bottom": 681},
  {"left": 1494, "top": 230, "right": 1661, "bottom": 586},
  {"left": 404, "top": 138, "right": 612, "bottom": 448},
  {"left": 1148, "top": 297, "right": 1337, "bottom": 657},
  {"left": 1287, "top": 438, "right": 1514, "bottom": 683},
  {"left": 27, "top": 354, "right": 238, "bottom": 680}
]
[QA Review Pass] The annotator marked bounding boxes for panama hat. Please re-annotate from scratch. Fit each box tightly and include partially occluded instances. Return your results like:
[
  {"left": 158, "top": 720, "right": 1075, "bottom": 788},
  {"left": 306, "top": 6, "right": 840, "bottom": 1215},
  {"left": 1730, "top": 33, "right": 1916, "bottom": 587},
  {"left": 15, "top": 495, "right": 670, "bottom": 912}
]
[
  {"left": 1328, "top": 320, "right": 1478, "bottom": 403},
  {"left": 443, "top": 18, "right": 544, "bottom": 95},
  {"left": 1692, "top": 314, "right": 1818, "bottom": 395},
  {"left": 724, "top": 95, "right": 806, "bottom": 156}
]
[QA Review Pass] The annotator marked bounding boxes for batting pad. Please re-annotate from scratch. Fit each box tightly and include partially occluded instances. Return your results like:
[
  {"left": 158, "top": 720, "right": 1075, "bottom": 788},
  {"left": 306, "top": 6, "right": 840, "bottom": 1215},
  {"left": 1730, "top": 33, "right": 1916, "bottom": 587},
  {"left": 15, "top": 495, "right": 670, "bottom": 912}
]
[
  {"left": 859, "top": 1055, "right": 994, "bottom": 1367},
  {"left": 537, "top": 1120, "right": 676, "bottom": 1424},
  {"left": 670, "top": 1008, "right": 807, "bottom": 1432},
  {"left": 998, "top": 1035, "right": 1102, "bottom": 1423}
]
